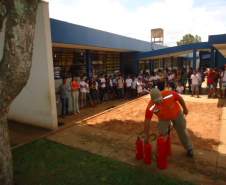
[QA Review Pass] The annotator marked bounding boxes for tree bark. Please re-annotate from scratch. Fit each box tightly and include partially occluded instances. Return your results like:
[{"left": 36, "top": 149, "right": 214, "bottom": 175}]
[{"left": 0, "top": 113, "right": 13, "bottom": 185}]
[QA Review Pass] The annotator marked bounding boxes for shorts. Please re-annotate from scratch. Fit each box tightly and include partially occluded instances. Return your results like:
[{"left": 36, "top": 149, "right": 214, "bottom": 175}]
[{"left": 191, "top": 84, "right": 199, "bottom": 92}]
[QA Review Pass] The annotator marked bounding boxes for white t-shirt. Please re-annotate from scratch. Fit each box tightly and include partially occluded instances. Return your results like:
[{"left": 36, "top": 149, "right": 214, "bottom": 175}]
[
  {"left": 80, "top": 81, "right": 87, "bottom": 93},
  {"left": 176, "top": 86, "right": 184, "bottom": 94},
  {"left": 137, "top": 81, "right": 143, "bottom": 93},
  {"left": 191, "top": 74, "right": 199, "bottom": 85},
  {"left": 125, "top": 78, "right": 132, "bottom": 87},
  {"left": 100, "top": 78, "right": 106, "bottom": 88},
  {"left": 168, "top": 74, "right": 175, "bottom": 81},
  {"left": 222, "top": 71, "right": 226, "bottom": 82},
  {"left": 109, "top": 79, "right": 113, "bottom": 87},
  {"left": 132, "top": 79, "right": 137, "bottom": 89},
  {"left": 154, "top": 75, "right": 160, "bottom": 81}
]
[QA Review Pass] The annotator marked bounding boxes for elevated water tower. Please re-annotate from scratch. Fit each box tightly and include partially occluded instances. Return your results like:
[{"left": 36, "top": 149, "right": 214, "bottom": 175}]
[{"left": 151, "top": 28, "right": 164, "bottom": 45}]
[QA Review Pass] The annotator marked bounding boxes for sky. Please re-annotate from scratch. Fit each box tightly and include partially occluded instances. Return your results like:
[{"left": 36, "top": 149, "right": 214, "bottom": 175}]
[{"left": 48, "top": 0, "right": 226, "bottom": 46}]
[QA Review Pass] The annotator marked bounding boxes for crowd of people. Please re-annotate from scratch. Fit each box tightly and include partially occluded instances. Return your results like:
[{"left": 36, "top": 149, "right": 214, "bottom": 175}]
[{"left": 57, "top": 64, "right": 226, "bottom": 117}]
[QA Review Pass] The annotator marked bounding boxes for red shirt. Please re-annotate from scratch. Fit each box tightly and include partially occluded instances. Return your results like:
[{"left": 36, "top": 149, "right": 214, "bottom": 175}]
[
  {"left": 71, "top": 80, "right": 80, "bottom": 90},
  {"left": 145, "top": 90, "right": 181, "bottom": 121},
  {"left": 207, "top": 71, "right": 215, "bottom": 84}
]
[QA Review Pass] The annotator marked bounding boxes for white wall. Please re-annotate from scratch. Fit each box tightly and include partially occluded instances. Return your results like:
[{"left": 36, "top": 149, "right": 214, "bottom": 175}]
[{"left": 8, "top": 1, "right": 58, "bottom": 130}]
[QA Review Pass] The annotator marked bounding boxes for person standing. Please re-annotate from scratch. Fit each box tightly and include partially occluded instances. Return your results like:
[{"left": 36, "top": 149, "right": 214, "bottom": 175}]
[
  {"left": 180, "top": 68, "right": 187, "bottom": 93},
  {"left": 125, "top": 76, "right": 132, "bottom": 99},
  {"left": 220, "top": 65, "right": 226, "bottom": 98},
  {"left": 80, "top": 77, "right": 87, "bottom": 108},
  {"left": 144, "top": 88, "right": 193, "bottom": 157},
  {"left": 90, "top": 78, "right": 98, "bottom": 105},
  {"left": 136, "top": 78, "right": 143, "bottom": 97},
  {"left": 187, "top": 67, "right": 193, "bottom": 93},
  {"left": 191, "top": 70, "right": 200, "bottom": 98},
  {"left": 59, "top": 79, "right": 70, "bottom": 117},
  {"left": 99, "top": 75, "right": 107, "bottom": 102},
  {"left": 176, "top": 82, "right": 184, "bottom": 94},
  {"left": 131, "top": 77, "right": 137, "bottom": 98},
  {"left": 85, "top": 78, "right": 93, "bottom": 106},
  {"left": 206, "top": 68, "right": 215, "bottom": 98},
  {"left": 117, "top": 76, "right": 124, "bottom": 98},
  {"left": 71, "top": 77, "right": 80, "bottom": 114}
]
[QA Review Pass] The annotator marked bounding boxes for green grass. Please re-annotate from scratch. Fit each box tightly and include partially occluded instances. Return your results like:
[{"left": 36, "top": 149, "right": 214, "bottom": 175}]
[{"left": 13, "top": 139, "right": 195, "bottom": 185}]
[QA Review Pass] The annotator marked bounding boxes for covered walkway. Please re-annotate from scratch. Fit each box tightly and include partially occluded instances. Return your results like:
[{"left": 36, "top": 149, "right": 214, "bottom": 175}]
[{"left": 138, "top": 34, "right": 226, "bottom": 71}]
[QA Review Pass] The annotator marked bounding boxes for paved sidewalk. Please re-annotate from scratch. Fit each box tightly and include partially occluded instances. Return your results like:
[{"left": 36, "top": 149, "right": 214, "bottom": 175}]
[{"left": 9, "top": 98, "right": 130, "bottom": 146}]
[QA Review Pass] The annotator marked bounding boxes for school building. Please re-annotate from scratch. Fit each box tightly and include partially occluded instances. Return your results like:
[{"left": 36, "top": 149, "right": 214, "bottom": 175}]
[{"left": 3, "top": 1, "right": 225, "bottom": 129}]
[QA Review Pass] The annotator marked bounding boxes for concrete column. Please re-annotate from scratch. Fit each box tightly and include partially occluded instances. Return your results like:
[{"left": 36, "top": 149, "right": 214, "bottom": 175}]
[
  {"left": 149, "top": 60, "right": 154, "bottom": 72},
  {"left": 85, "top": 50, "right": 92, "bottom": 78},
  {"left": 8, "top": 1, "right": 58, "bottom": 129},
  {"left": 162, "top": 58, "right": 165, "bottom": 69},
  {"left": 133, "top": 59, "right": 139, "bottom": 75},
  {"left": 192, "top": 49, "right": 197, "bottom": 69},
  {"left": 170, "top": 56, "right": 174, "bottom": 69},
  {"left": 211, "top": 47, "right": 216, "bottom": 67}
]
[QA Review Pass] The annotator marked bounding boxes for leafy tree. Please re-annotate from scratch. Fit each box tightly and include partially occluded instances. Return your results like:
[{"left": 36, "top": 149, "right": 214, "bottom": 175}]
[
  {"left": 0, "top": 0, "right": 39, "bottom": 184},
  {"left": 177, "top": 34, "right": 201, "bottom": 46}
]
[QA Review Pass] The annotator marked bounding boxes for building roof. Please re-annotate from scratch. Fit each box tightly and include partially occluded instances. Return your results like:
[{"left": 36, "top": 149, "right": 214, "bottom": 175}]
[
  {"left": 50, "top": 19, "right": 165, "bottom": 52},
  {"left": 49, "top": 19, "right": 226, "bottom": 59},
  {"left": 139, "top": 34, "right": 226, "bottom": 60},
  {"left": 138, "top": 42, "right": 211, "bottom": 59},
  {"left": 209, "top": 34, "right": 226, "bottom": 44}
]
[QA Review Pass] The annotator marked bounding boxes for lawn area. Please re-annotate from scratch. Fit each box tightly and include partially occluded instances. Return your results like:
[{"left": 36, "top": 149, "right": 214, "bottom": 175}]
[{"left": 13, "top": 139, "right": 195, "bottom": 185}]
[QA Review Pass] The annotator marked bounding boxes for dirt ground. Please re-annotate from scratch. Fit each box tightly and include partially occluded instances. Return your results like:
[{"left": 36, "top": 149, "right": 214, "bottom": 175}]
[
  {"left": 86, "top": 95, "right": 222, "bottom": 151},
  {"left": 47, "top": 95, "right": 226, "bottom": 185},
  {"left": 10, "top": 94, "right": 226, "bottom": 184}
]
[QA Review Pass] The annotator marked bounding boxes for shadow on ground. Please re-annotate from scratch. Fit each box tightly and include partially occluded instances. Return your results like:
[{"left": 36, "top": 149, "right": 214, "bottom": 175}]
[
  {"left": 81, "top": 118, "right": 226, "bottom": 182},
  {"left": 87, "top": 119, "right": 221, "bottom": 151}
]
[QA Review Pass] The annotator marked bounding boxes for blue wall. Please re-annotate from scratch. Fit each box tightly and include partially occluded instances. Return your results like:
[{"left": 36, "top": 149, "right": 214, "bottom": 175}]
[{"left": 215, "top": 50, "right": 226, "bottom": 67}]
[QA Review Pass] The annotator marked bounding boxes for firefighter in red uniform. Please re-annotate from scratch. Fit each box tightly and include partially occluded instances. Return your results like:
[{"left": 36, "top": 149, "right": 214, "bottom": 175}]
[{"left": 144, "top": 88, "right": 193, "bottom": 157}]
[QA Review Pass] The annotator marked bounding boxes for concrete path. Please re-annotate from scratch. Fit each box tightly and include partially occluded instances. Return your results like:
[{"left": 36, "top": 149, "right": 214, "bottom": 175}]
[{"left": 9, "top": 98, "right": 130, "bottom": 146}]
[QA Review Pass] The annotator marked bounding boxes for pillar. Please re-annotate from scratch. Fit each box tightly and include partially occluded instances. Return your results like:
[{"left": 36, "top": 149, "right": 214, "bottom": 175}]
[
  {"left": 211, "top": 47, "right": 216, "bottom": 68},
  {"left": 85, "top": 50, "right": 92, "bottom": 78},
  {"left": 192, "top": 49, "right": 197, "bottom": 69}
]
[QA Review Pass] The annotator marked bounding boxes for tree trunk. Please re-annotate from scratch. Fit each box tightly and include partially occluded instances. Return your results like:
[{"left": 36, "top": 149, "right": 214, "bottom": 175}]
[
  {"left": 0, "top": 1, "right": 39, "bottom": 184},
  {"left": 0, "top": 113, "right": 13, "bottom": 185}
]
